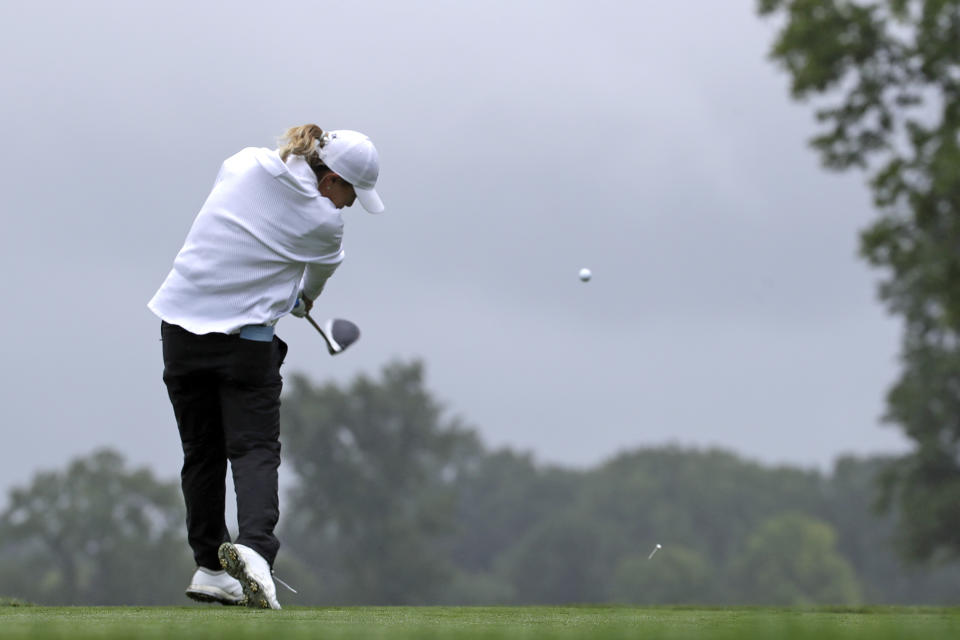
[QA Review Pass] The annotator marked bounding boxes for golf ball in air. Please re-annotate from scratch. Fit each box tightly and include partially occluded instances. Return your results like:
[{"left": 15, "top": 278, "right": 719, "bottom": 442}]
[{"left": 579, "top": 268, "right": 592, "bottom": 282}]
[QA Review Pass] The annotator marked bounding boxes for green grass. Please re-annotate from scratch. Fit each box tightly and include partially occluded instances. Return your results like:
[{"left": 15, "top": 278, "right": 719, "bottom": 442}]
[{"left": 0, "top": 606, "right": 958, "bottom": 639}]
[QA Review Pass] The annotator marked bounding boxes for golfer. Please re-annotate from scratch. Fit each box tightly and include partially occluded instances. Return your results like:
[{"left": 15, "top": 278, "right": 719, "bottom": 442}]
[{"left": 148, "top": 125, "right": 383, "bottom": 609}]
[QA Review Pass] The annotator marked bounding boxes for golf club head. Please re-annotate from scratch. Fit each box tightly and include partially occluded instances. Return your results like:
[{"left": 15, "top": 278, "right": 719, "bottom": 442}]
[
  {"left": 305, "top": 315, "right": 360, "bottom": 355},
  {"left": 323, "top": 318, "right": 360, "bottom": 354}
]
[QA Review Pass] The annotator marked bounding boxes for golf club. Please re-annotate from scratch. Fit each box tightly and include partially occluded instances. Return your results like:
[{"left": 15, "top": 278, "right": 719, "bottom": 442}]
[{"left": 305, "top": 314, "right": 361, "bottom": 355}]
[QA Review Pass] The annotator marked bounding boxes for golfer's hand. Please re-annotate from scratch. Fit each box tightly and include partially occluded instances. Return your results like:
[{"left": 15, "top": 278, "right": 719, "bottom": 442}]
[{"left": 291, "top": 295, "right": 314, "bottom": 318}]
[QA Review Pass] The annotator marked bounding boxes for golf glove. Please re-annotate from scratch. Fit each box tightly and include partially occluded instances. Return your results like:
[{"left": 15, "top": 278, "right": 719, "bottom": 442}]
[{"left": 291, "top": 297, "right": 307, "bottom": 318}]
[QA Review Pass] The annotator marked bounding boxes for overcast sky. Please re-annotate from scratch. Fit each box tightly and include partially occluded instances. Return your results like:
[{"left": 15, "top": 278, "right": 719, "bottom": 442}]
[{"left": 0, "top": 0, "right": 910, "bottom": 497}]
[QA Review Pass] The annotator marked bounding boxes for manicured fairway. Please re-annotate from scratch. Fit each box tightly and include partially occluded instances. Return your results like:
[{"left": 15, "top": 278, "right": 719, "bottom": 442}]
[{"left": 1, "top": 606, "right": 959, "bottom": 639}]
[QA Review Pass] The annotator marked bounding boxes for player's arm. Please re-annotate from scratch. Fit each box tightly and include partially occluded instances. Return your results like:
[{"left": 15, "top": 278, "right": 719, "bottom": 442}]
[{"left": 291, "top": 256, "right": 342, "bottom": 317}]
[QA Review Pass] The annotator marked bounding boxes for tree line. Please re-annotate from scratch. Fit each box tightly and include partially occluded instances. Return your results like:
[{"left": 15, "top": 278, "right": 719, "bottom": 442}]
[{"left": 2, "top": 360, "right": 959, "bottom": 606}]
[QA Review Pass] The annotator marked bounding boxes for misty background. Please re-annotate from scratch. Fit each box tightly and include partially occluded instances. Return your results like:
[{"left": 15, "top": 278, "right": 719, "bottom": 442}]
[{"left": 0, "top": 0, "right": 908, "bottom": 504}]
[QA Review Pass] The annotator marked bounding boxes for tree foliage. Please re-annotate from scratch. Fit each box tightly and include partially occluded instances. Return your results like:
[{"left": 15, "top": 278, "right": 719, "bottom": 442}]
[
  {"left": 499, "top": 510, "right": 626, "bottom": 604},
  {"left": 0, "top": 449, "right": 189, "bottom": 604},
  {"left": 279, "top": 360, "right": 482, "bottom": 604},
  {"left": 730, "top": 512, "right": 862, "bottom": 605},
  {"left": 757, "top": 0, "right": 960, "bottom": 561},
  {"left": 610, "top": 545, "right": 714, "bottom": 605},
  {"left": 449, "top": 449, "right": 581, "bottom": 574}
]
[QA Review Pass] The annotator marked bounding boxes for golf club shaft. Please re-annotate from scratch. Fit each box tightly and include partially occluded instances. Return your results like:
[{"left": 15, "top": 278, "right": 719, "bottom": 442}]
[{"left": 305, "top": 314, "right": 335, "bottom": 353}]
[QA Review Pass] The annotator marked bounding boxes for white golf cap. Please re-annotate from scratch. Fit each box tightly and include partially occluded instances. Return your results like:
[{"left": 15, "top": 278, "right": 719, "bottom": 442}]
[{"left": 318, "top": 129, "right": 384, "bottom": 213}]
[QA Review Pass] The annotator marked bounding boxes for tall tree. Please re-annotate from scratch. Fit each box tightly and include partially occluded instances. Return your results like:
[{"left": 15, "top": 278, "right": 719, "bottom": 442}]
[
  {"left": 280, "top": 360, "right": 482, "bottom": 604},
  {"left": 0, "top": 449, "right": 189, "bottom": 604},
  {"left": 757, "top": 0, "right": 960, "bottom": 561}
]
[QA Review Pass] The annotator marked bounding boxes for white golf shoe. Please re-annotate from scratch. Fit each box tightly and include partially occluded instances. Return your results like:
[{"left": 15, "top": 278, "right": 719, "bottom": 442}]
[
  {"left": 185, "top": 566, "right": 244, "bottom": 605},
  {"left": 218, "top": 542, "right": 281, "bottom": 609}
]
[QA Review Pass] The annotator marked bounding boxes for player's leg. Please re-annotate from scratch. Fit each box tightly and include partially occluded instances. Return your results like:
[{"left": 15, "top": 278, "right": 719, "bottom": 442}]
[
  {"left": 219, "top": 335, "right": 287, "bottom": 566},
  {"left": 161, "top": 322, "right": 231, "bottom": 571}
]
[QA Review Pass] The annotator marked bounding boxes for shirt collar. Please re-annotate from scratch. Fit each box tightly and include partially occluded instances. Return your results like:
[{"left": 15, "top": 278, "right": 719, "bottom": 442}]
[
  {"left": 283, "top": 154, "right": 320, "bottom": 196},
  {"left": 253, "top": 148, "right": 319, "bottom": 197}
]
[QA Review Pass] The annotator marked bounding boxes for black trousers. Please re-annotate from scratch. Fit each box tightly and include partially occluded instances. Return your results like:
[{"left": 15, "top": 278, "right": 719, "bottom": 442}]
[{"left": 161, "top": 321, "right": 288, "bottom": 570}]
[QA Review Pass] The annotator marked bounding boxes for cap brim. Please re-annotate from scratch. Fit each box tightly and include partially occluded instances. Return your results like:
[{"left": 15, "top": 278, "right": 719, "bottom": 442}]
[{"left": 355, "top": 186, "right": 384, "bottom": 214}]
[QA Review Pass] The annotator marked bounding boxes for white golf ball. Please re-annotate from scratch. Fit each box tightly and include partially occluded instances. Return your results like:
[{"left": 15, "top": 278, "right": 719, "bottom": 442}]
[{"left": 579, "top": 267, "right": 592, "bottom": 282}]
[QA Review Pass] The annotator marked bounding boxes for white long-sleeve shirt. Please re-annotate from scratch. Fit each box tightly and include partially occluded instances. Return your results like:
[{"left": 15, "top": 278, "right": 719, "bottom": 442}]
[{"left": 148, "top": 147, "right": 345, "bottom": 335}]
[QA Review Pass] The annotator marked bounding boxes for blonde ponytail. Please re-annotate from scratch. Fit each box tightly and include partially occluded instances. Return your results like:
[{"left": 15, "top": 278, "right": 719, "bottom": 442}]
[{"left": 278, "top": 124, "right": 325, "bottom": 162}]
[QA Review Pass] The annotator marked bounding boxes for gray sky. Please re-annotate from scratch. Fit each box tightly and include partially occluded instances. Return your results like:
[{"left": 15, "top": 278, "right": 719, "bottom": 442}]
[{"left": 0, "top": 0, "right": 909, "bottom": 497}]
